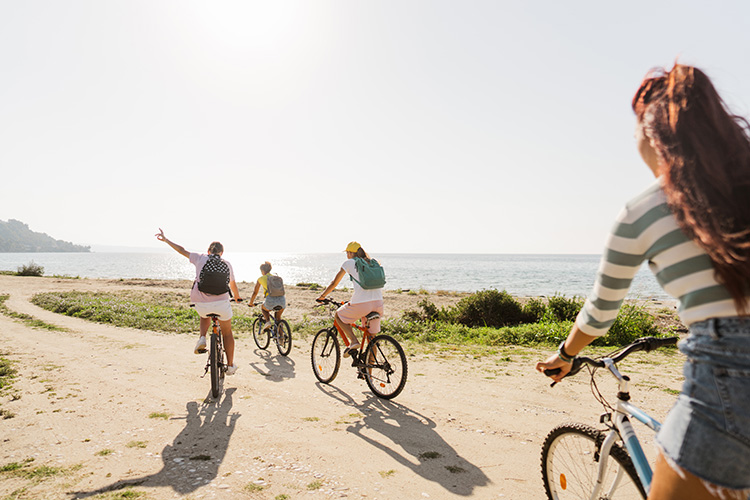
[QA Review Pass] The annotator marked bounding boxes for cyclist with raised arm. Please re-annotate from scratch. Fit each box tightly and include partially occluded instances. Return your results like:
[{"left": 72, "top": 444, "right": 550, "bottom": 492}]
[
  {"left": 536, "top": 64, "right": 750, "bottom": 499},
  {"left": 248, "top": 261, "right": 286, "bottom": 330},
  {"left": 156, "top": 228, "right": 242, "bottom": 375},
  {"left": 316, "top": 242, "right": 384, "bottom": 358}
]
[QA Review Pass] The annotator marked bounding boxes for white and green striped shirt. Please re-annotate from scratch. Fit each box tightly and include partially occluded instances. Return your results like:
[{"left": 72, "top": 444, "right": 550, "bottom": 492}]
[{"left": 577, "top": 177, "right": 740, "bottom": 337}]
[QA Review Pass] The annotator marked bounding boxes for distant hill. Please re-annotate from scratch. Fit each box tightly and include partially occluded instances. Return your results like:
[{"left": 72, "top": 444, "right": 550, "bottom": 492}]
[{"left": 0, "top": 219, "right": 90, "bottom": 252}]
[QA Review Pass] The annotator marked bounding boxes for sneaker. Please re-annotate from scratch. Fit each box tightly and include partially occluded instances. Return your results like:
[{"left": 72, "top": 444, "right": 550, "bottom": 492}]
[
  {"left": 263, "top": 320, "right": 274, "bottom": 331},
  {"left": 194, "top": 336, "right": 207, "bottom": 354},
  {"left": 343, "top": 344, "right": 360, "bottom": 358},
  {"left": 226, "top": 364, "right": 238, "bottom": 376}
]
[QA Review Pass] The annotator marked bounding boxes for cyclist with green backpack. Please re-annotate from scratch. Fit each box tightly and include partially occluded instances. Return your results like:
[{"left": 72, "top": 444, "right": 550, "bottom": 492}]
[
  {"left": 248, "top": 261, "right": 286, "bottom": 331},
  {"left": 317, "top": 241, "right": 386, "bottom": 358}
]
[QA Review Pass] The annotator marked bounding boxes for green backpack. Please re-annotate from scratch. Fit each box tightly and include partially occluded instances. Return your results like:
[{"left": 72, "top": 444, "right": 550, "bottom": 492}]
[{"left": 350, "top": 257, "right": 386, "bottom": 290}]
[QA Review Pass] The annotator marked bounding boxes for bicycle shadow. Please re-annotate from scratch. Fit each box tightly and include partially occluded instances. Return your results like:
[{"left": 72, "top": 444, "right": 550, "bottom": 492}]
[
  {"left": 247, "top": 348, "right": 296, "bottom": 382},
  {"left": 315, "top": 383, "right": 491, "bottom": 496},
  {"left": 70, "top": 388, "right": 240, "bottom": 498}
]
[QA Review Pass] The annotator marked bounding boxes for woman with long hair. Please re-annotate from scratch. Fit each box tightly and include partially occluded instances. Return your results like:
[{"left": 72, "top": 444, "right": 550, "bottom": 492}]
[{"left": 536, "top": 64, "right": 750, "bottom": 499}]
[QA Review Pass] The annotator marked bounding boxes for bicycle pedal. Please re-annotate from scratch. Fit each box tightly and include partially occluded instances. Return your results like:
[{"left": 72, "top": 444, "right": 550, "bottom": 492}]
[{"left": 196, "top": 348, "right": 207, "bottom": 354}]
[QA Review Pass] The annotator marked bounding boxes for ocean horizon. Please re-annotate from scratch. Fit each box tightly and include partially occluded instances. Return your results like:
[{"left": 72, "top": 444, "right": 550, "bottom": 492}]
[{"left": 0, "top": 251, "right": 668, "bottom": 300}]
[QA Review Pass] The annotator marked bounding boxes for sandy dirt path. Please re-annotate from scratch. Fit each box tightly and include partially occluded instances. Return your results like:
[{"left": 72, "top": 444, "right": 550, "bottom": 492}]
[{"left": 0, "top": 276, "right": 684, "bottom": 499}]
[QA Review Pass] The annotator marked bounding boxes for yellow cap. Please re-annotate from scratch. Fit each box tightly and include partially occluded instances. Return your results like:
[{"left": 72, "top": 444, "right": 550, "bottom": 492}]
[{"left": 345, "top": 241, "right": 361, "bottom": 253}]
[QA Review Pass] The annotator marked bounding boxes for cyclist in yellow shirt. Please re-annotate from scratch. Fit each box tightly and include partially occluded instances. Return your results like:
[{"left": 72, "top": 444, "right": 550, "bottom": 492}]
[{"left": 248, "top": 261, "right": 286, "bottom": 331}]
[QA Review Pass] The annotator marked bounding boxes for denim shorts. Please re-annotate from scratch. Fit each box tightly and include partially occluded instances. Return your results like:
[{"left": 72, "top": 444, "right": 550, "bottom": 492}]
[
  {"left": 263, "top": 295, "right": 286, "bottom": 311},
  {"left": 656, "top": 317, "right": 750, "bottom": 491}
]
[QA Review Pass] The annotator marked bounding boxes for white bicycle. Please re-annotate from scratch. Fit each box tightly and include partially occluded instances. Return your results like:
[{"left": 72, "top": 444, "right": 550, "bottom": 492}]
[{"left": 541, "top": 336, "right": 679, "bottom": 499}]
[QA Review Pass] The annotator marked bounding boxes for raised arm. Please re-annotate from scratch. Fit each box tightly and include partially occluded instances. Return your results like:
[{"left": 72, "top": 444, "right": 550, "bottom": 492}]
[{"left": 155, "top": 228, "right": 190, "bottom": 258}]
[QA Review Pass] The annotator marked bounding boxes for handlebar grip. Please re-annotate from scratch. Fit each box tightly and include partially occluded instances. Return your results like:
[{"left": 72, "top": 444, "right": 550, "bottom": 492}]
[{"left": 544, "top": 368, "right": 562, "bottom": 377}]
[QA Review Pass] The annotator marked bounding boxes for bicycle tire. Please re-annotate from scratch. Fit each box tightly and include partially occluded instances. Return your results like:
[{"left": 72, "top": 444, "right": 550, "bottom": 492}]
[
  {"left": 311, "top": 328, "right": 340, "bottom": 384},
  {"left": 252, "top": 317, "right": 270, "bottom": 350},
  {"left": 363, "top": 334, "right": 408, "bottom": 400},
  {"left": 209, "top": 333, "right": 222, "bottom": 399},
  {"left": 275, "top": 320, "right": 292, "bottom": 356},
  {"left": 541, "top": 422, "right": 646, "bottom": 500}
]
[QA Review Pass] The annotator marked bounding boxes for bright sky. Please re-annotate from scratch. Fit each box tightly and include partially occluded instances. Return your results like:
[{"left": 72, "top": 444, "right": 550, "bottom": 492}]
[{"left": 2, "top": 1, "right": 750, "bottom": 254}]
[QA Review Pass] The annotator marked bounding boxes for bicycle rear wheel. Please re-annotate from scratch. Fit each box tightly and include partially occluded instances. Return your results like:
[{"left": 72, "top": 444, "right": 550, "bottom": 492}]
[
  {"left": 311, "top": 328, "right": 340, "bottom": 384},
  {"left": 541, "top": 422, "right": 646, "bottom": 500},
  {"left": 252, "top": 317, "right": 270, "bottom": 349},
  {"left": 275, "top": 320, "right": 292, "bottom": 356},
  {"left": 209, "top": 333, "right": 224, "bottom": 399},
  {"left": 363, "top": 335, "right": 408, "bottom": 399}
]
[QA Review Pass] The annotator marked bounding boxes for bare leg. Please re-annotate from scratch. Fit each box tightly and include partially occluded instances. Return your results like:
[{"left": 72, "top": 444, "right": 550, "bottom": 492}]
[
  {"left": 261, "top": 305, "right": 271, "bottom": 322},
  {"left": 199, "top": 317, "right": 210, "bottom": 337},
  {"left": 275, "top": 308, "right": 284, "bottom": 321},
  {"left": 648, "top": 452, "right": 723, "bottom": 500},
  {"left": 219, "top": 319, "right": 235, "bottom": 367},
  {"left": 335, "top": 313, "right": 359, "bottom": 347}
]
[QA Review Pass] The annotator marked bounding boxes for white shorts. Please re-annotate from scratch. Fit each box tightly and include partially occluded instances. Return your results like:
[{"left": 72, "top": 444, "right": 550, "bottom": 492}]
[{"left": 193, "top": 300, "right": 233, "bottom": 321}]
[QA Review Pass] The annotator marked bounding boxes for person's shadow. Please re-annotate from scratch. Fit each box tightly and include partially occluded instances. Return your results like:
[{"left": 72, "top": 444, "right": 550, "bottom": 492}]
[
  {"left": 71, "top": 388, "right": 240, "bottom": 498},
  {"left": 316, "top": 383, "right": 491, "bottom": 496},
  {"left": 248, "top": 348, "right": 296, "bottom": 382}
]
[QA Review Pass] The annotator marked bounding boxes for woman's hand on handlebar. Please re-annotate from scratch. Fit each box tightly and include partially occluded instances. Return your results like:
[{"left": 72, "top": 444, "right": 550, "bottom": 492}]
[{"left": 535, "top": 353, "right": 572, "bottom": 384}]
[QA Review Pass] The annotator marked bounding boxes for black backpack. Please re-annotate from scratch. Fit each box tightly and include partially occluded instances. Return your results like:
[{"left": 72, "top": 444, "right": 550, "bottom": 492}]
[{"left": 197, "top": 254, "right": 230, "bottom": 295}]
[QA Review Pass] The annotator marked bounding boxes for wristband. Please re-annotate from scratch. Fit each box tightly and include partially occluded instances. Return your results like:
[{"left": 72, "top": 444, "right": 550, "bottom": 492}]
[{"left": 557, "top": 341, "right": 575, "bottom": 363}]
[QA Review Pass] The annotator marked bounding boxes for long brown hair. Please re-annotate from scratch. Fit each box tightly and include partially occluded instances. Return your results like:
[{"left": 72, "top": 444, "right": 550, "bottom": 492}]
[
  {"left": 632, "top": 63, "right": 750, "bottom": 312},
  {"left": 354, "top": 247, "right": 371, "bottom": 263}
]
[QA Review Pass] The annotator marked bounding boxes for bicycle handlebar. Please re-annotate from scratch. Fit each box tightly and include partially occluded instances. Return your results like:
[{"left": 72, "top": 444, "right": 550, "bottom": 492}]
[
  {"left": 316, "top": 297, "right": 346, "bottom": 307},
  {"left": 544, "top": 336, "right": 679, "bottom": 381}
]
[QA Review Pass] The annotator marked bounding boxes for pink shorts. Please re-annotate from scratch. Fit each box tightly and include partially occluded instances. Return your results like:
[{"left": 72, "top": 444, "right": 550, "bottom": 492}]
[{"left": 336, "top": 300, "right": 384, "bottom": 333}]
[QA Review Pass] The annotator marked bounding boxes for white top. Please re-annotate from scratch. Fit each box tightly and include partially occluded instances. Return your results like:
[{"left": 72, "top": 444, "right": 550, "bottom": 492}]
[
  {"left": 189, "top": 253, "right": 235, "bottom": 303},
  {"left": 342, "top": 258, "right": 383, "bottom": 304}
]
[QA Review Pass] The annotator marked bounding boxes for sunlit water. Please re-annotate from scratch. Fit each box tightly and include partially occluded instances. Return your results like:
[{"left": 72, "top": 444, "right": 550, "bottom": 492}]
[{"left": 0, "top": 252, "right": 668, "bottom": 299}]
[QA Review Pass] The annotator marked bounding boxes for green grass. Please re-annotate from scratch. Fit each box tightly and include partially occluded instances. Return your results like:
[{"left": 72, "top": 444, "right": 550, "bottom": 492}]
[
  {"left": 0, "top": 353, "right": 19, "bottom": 419},
  {"left": 306, "top": 480, "right": 323, "bottom": 490},
  {"left": 28, "top": 289, "right": 676, "bottom": 350},
  {"left": 0, "top": 458, "right": 73, "bottom": 481},
  {"left": 31, "top": 291, "right": 260, "bottom": 334},
  {"left": 148, "top": 412, "right": 170, "bottom": 420},
  {"left": 0, "top": 294, "right": 66, "bottom": 331}
]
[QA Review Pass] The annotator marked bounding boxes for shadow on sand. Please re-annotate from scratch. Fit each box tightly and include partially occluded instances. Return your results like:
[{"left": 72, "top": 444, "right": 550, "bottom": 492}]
[
  {"left": 316, "top": 383, "right": 491, "bottom": 496},
  {"left": 71, "top": 388, "right": 240, "bottom": 498},
  {"left": 248, "top": 348, "right": 296, "bottom": 382}
]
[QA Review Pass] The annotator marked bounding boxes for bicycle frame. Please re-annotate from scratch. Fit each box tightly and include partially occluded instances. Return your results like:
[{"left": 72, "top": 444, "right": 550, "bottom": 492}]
[
  {"left": 334, "top": 315, "right": 374, "bottom": 349},
  {"left": 591, "top": 359, "right": 662, "bottom": 497}
]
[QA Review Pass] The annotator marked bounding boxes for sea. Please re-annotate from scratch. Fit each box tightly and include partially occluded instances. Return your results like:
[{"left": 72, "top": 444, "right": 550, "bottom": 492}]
[{"left": 0, "top": 252, "right": 669, "bottom": 300}]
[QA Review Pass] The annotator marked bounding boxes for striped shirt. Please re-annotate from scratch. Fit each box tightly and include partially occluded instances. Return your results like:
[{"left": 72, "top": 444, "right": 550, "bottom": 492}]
[{"left": 576, "top": 177, "right": 740, "bottom": 337}]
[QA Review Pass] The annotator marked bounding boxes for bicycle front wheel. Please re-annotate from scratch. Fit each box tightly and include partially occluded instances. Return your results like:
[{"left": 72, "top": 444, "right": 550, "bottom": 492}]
[
  {"left": 541, "top": 423, "right": 646, "bottom": 500},
  {"left": 209, "top": 333, "right": 223, "bottom": 399},
  {"left": 311, "top": 328, "right": 340, "bottom": 384},
  {"left": 252, "top": 317, "right": 270, "bottom": 349},
  {"left": 363, "top": 335, "right": 408, "bottom": 400},
  {"left": 275, "top": 320, "right": 292, "bottom": 356}
]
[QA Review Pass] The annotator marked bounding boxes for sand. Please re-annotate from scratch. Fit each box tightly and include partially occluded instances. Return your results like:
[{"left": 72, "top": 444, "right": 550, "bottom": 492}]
[{"left": 0, "top": 275, "right": 685, "bottom": 499}]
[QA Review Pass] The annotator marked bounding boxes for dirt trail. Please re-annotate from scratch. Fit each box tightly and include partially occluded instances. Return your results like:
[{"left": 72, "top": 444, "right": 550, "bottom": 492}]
[{"left": 0, "top": 276, "right": 684, "bottom": 499}]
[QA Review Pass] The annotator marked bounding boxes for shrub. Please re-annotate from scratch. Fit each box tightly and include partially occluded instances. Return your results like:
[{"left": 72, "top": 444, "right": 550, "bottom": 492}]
[
  {"left": 16, "top": 261, "right": 44, "bottom": 277},
  {"left": 545, "top": 295, "right": 583, "bottom": 322},
  {"left": 594, "top": 304, "right": 662, "bottom": 347},
  {"left": 453, "top": 289, "right": 526, "bottom": 328},
  {"left": 522, "top": 298, "right": 547, "bottom": 323}
]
